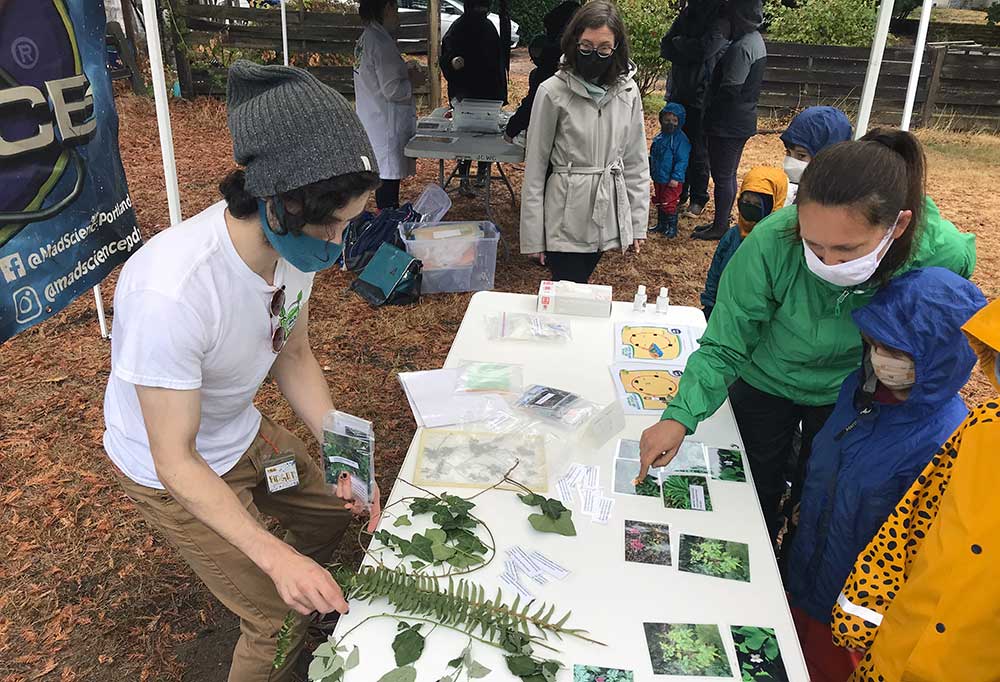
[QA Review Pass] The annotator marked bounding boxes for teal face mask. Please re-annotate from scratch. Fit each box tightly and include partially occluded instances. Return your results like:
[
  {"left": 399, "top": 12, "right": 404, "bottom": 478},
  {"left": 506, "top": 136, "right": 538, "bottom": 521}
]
[{"left": 258, "top": 199, "right": 342, "bottom": 272}]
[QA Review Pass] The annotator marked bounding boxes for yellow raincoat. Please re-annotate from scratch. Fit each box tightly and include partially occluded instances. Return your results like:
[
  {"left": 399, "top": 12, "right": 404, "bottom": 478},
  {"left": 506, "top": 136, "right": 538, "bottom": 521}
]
[
  {"left": 737, "top": 167, "right": 788, "bottom": 238},
  {"left": 831, "top": 298, "right": 1000, "bottom": 682}
]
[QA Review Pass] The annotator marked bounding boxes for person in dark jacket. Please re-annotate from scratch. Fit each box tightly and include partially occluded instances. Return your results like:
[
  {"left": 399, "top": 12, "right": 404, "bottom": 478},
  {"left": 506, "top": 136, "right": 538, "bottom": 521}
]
[
  {"left": 692, "top": 0, "right": 766, "bottom": 241},
  {"left": 440, "top": 0, "right": 509, "bottom": 194},
  {"left": 785, "top": 267, "right": 986, "bottom": 681},
  {"left": 504, "top": 1, "right": 580, "bottom": 141},
  {"left": 648, "top": 102, "right": 691, "bottom": 238},
  {"left": 660, "top": 0, "right": 730, "bottom": 217}
]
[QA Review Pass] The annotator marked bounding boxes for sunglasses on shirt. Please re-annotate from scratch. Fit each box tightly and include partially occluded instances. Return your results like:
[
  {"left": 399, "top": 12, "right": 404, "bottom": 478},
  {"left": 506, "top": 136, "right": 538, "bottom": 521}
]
[{"left": 269, "top": 285, "right": 287, "bottom": 354}]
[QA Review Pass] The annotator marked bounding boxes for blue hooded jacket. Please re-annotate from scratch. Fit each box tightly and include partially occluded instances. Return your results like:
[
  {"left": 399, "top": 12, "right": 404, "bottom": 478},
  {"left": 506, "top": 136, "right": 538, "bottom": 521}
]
[
  {"left": 780, "top": 106, "right": 852, "bottom": 158},
  {"left": 649, "top": 103, "right": 691, "bottom": 184},
  {"left": 786, "top": 267, "right": 986, "bottom": 624}
]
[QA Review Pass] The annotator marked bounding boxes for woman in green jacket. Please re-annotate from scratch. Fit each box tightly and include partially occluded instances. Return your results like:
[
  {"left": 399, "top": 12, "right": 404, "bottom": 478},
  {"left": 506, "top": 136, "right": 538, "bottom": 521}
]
[{"left": 638, "top": 129, "right": 976, "bottom": 545}]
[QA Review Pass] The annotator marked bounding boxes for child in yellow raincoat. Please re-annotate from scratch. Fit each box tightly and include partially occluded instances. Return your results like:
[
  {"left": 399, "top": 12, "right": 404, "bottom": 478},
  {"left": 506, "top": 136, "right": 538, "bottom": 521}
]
[{"left": 831, "top": 297, "right": 1000, "bottom": 681}]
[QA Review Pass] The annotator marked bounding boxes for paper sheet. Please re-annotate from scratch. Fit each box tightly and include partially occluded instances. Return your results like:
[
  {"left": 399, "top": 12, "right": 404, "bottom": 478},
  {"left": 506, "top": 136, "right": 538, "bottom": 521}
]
[
  {"left": 613, "top": 321, "right": 701, "bottom": 365},
  {"left": 398, "top": 369, "right": 507, "bottom": 428},
  {"left": 610, "top": 362, "right": 685, "bottom": 415}
]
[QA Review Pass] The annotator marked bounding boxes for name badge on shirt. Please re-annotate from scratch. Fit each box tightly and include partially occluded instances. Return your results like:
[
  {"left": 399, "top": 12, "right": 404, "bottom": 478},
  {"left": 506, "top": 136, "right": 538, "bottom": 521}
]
[{"left": 265, "top": 451, "right": 300, "bottom": 494}]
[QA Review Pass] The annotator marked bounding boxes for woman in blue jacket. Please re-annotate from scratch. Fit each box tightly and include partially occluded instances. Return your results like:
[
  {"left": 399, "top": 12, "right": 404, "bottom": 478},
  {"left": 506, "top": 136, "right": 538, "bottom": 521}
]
[{"left": 785, "top": 266, "right": 986, "bottom": 681}]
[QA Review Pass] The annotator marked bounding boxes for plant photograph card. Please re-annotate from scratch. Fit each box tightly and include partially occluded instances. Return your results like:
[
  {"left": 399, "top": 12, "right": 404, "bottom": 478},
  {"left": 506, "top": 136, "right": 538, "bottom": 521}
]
[
  {"left": 678, "top": 534, "right": 751, "bottom": 583},
  {"left": 643, "top": 623, "right": 733, "bottom": 677},
  {"left": 614, "top": 322, "right": 699, "bottom": 365},
  {"left": 624, "top": 520, "right": 672, "bottom": 566},
  {"left": 413, "top": 429, "right": 548, "bottom": 492},
  {"left": 661, "top": 474, "right": 713, "bottom": 511},
  {"left": 709, "top": 447, "right": 748, "bottom": 482},
  {"left": 610, "top": 362, "right": 685, "bottom": 415},
  {"left": 731, "top": 626, "right": 790, "bottom": 682},
  {"left": 613, "top": 456, "right": 661, "bottom": 498},
  {"left": 573, "top": 665, "right": 634, "bottom": 682},
  {"left": 664, "top": 441, "right": 710, "bottom": 476}
]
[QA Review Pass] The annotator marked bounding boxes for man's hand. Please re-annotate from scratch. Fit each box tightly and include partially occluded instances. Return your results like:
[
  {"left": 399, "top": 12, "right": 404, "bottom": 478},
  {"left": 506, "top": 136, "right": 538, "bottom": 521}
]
[
  {"left": 637, "top": 419, "right": 687, "bottom": 480},
  {"left": 525, "top": 252, "right": 546, "bottom": 266},
  {"left": 264, "top": 546, "right": 349, "bottom": 616},
  {"left": 668, "top": 179, "right": 680, "bottom": 187},
  {"left": 334, "top": 474, "right": 382, "bottom": 533}
]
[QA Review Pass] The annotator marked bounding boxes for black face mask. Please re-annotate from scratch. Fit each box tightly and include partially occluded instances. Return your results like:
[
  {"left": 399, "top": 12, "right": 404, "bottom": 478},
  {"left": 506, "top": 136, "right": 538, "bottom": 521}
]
[
  {"left": 576, "top": 51, "right": 613, "bottom": 85},
  {"left": 661, "top": 122, "right": 677, "bottom": 134},
  {"left": 738, "top": 199, "right": 766, "bottom": 223}
]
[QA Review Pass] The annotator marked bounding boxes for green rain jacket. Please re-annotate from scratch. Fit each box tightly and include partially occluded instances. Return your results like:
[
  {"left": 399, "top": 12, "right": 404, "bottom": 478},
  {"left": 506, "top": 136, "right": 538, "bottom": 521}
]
[{"left": 663, "top": 198, "right": 976, "bottom": 432}]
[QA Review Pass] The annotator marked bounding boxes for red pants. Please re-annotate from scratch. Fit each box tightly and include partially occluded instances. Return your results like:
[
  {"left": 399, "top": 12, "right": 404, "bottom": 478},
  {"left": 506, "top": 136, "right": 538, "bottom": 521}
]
[
  {"left": 791, "top": 606, "right": 864, "bottom": 682},
  {"left": 652, "top": 182, "right": 683, "bottom": 214}
]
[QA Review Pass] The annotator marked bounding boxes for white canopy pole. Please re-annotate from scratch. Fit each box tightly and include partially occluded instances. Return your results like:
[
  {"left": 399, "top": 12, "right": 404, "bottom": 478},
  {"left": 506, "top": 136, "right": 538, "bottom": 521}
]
[
  {"left": 855, "top": 0, "right": 896, "bottom": 138},
  {"left": 900, "top": 0, "right": 934, "bottom": 130},
  {"left": 281, "top": 0, "right": 290, "bottom": 66},
  {"left": 141, "top": 0, "right": 183, "bottom": 226}
]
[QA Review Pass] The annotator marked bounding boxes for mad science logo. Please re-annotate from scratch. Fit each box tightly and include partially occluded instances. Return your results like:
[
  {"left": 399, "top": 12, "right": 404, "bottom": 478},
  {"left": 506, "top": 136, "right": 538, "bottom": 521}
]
[{"left": 0, "top": 0, "right": 96, "bottom": 247}]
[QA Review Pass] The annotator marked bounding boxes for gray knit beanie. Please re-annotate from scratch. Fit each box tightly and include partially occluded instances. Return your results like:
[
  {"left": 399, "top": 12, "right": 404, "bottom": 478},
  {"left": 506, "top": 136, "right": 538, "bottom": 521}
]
[{"left": 226, "top": 60, "right": 379, "bottom": 197}]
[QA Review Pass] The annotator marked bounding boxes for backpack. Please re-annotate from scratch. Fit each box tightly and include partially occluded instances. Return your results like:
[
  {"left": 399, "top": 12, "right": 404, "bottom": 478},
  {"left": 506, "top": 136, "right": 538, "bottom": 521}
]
[
  {"left": 341, "top": 204, "right": 420, "bottom": 272},
  {"left": 349, "top": 242, "right": 422, "bottom": 307}
]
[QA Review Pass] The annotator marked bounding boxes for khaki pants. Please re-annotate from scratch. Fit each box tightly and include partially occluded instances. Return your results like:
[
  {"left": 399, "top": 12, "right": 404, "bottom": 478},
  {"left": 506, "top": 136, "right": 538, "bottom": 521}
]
[{"left": 115, "top": 416, "right": 351, "bottom": 681}]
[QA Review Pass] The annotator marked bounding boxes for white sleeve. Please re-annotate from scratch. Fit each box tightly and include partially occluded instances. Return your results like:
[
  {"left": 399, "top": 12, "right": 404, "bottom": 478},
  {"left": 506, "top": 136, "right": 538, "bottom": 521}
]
[{"left": 111, "top": 289, "right": 208, "bottom": 390}]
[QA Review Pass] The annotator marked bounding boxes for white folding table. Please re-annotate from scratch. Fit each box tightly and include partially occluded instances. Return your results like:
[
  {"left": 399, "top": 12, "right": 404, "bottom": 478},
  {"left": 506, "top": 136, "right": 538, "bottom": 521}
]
[{"left": 332, "top": 291, "right": 809, "bottom": 681}]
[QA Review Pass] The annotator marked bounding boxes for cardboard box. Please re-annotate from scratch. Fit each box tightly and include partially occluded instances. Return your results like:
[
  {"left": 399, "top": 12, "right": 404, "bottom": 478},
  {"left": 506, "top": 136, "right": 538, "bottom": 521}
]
[{"left": 537, "top": 280, "right": 613, "bottom": 317}]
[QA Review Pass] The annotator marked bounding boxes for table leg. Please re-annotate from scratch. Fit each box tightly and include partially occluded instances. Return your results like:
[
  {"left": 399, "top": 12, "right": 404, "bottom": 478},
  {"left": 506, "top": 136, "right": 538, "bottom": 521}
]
[
  {"left": 498, "top": 163, "right": 517, "bottom": 209},
  {"left": 439, "top": 159, "right": 445, "bottom": 188},
  {"left": 484, "top": 161, "right": 494, "bottom": 226}
]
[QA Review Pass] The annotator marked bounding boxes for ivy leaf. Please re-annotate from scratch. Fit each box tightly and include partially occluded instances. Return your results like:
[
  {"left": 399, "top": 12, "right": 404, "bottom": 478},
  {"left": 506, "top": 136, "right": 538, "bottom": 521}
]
[
  {"left": 392, "top": 624, "right": 425, "bottom": 667},
  {"left": 308, "top": 654, "right": 344, "bottom": 681},
  {"left": 499, "top": 630, "right": 534, "bottom": 655},
  {"left": 312, "top": 641, "right": 336, "bottom": 659},
  {"left": 408, "top": 534, "right": 435, "bottom": 563},
  {"left": 448, "top": 528, "right": 488, "bottom": 555},
  {"left": 506, "top": 655, "right": 539, "bottom": 677},
  {"left": 377, "top": 665, "right": 417, "bottom": 682},
  {"left": 431, "top": 543, "right": 456, "bottom": 562},
  {"left": 538, "top": 498, "right": 567, "bottom": 520},
  {"left": 446, "top": 656, "right": 465, "bottom": 669},
  {"left": 467, "top": 660, "right": 492, "bottom": 678},
  {"left": 409, "top": 498, "right": 439, "bottom": 515},
  {"left": 410, "top": 560, "right": 426, "bottom": 571},
  {"left": 393, "top": 515, "right": 412, "bottom": 527},
  {"left": 442, "top": 494, "right": 475, "bottom": 515},
  {"left": 541, "top": 660, "right": 561, "bottom": 682},
  {"left": 445, "top": 551, "right": 483, "bottom": 569},
  {"left": 518, "top": 493, "right": 545, "bottom": 507},
  {"left": 528, "top": 511, "right": 577, "bottom": 536},
  {"left": 424, "top": 528, "right": 448, "bottom": 545}
]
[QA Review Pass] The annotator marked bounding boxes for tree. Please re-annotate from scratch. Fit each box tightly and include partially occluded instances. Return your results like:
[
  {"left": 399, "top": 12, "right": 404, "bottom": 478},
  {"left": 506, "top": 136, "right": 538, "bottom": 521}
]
[{"left": 616, "top": 0, "right": 678, "bottom": 98}]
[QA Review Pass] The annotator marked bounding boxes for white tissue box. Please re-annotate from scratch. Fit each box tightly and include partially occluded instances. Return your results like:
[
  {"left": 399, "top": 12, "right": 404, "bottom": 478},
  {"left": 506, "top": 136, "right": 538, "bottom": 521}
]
[{"left": 537, "top": 280, "right": 613, "bottom": 317}]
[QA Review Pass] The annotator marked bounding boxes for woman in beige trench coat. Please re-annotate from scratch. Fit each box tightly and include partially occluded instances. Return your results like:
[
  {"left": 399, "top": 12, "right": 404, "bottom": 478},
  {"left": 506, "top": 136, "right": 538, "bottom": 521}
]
[{"left": 519, "top": 0, "right": 650, "bottom": 284}]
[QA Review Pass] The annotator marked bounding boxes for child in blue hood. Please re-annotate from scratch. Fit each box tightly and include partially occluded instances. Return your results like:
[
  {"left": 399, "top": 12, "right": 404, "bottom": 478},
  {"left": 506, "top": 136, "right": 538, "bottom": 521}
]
[
  {"left": 780, "top": 106, "right": 852, "bottom": 205},
  {"left": 648, "top": 102, "right": 691, "bottom": 238},
  {"left": 785, "top": 267, "right": 986, "bottom": 680}
]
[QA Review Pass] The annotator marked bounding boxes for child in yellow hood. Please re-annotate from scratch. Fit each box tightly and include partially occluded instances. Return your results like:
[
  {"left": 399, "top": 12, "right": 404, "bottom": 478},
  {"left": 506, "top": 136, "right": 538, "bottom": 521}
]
[
  {"left": 831, "top": 297, "right": 1000, "bottom": 682},
  {"left": 700, "top": 166, "right": 787, "bottom": 318}
]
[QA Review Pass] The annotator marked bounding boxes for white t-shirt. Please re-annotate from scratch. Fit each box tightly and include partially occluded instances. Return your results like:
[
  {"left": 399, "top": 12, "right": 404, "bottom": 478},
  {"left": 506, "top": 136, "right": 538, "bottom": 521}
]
[{"left": 103, "top": 201, "right": 314, "bottom": 488}]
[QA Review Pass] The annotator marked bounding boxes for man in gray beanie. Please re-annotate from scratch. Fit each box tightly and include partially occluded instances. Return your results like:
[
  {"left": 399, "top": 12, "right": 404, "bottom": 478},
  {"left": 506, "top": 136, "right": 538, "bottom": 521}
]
[{"left": 102, "top": 61, "right": 382, "bottom": 681}]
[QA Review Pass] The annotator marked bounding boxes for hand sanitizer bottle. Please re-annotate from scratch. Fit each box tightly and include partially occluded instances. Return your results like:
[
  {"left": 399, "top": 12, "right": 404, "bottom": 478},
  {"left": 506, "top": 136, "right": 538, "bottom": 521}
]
[
  {"left": 633, "top": 285, "right": 647, "bottom": 312},
  {"left": 656, "top": 287, "right": 670, "bottom": 314}
]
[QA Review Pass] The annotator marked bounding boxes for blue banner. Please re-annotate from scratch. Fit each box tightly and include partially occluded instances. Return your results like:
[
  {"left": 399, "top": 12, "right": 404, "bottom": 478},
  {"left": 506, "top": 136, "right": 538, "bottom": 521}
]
[{"left": 1, "top": 0, "right": 141, "bottom": 342}]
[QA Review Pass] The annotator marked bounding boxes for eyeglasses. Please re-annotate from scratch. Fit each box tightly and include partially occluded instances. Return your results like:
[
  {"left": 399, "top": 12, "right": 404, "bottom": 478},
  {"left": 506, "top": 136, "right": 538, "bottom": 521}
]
[
  {"left": 578, "top": 42, "right": 617, "bottom": 58},
  {"left": 268, "top": 285, "right": 287, "bottom": 354}
]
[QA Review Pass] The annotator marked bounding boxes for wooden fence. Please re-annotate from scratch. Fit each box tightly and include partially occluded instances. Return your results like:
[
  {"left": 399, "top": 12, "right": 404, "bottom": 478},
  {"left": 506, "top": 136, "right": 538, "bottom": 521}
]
[
  {"left": 890, "top": 18, "right": 1000, "bottom": 47},
  {"left": 760, "top": 42, "right": 1000, "bottom": 131},
  {"left": 176, "top": 3, "right": 434, "bottom": 99}
]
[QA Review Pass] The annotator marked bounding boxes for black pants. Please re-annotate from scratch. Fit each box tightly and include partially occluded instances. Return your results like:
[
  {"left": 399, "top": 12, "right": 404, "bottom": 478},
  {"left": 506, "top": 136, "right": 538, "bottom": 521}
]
[
  {"left": 707, "top": 135, "right": 750, "bottom": 232},
  {"left": 679, "top": 106, "right": 710, "bottom": 207},
  {"left": 728, "top": 378, "right": 834, "bottom": 548},
  {"left": 375, "top": 179, "right": 400, "bottom": 210},
  {"left": 545, "top": 251, "right": 603, "bottom": 284}
]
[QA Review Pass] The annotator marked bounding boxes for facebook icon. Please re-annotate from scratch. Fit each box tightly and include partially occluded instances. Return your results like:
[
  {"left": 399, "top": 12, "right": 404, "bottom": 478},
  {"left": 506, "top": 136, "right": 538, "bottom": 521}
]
[{"left": 0, "top": 253, "right": 27, "bottom": 283}]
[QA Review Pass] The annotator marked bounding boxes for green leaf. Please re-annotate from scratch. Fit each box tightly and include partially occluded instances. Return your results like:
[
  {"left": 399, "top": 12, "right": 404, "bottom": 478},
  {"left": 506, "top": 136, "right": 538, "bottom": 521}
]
[
  {"left": 446, "top": 656, "right": 465, "bottom": 669},
  {"left": 312, "top": 641, "right": 336, "bottom": 659},
  {"left": 442, "top": 494, "right": 476, "bottom": 515},
  {"left": 409, "top": 498, "right": 439, "bottom": 515},
  {"left": 410, "top": 560, "right": 426, "bottom": 571},
  {"left": 446, "top": 552, "right": 484, "bottom": 569},
  {"left": 506, "top": 655, "right": 539, "bottom": 676},
  {"left": 467, "top": 660, "right": 492, "bottom": 678},
  {"left": 308, "top": 655, "right": 344, "bottom": 681},
  {"left": 393, "top": 515, "right": 412, "bottom": 527},
  {"left": 344, "top": 646, "right": 360, "bottom": 670},
  {"left": 377, "top": 665, "right": 418, "bottom": 682},
  {"left": 392, "top": 625, "right": 426, "bottom": 667},
  {"left": 518, "top": 493, "right": 545, "bottom": 507},
  {"left": 432, "top": 543, "right": 457, "bottom": 561},
  {"left": 424, "top": 528, "right": 448, "bottom": 545},
  {"left": 528, "top": 511, "right": 577, "bottom": 536},
  {"left": 408, "top": 534, "right": 436, "bottom": 563},
  {"left": 538, "top": 498, "right": 567, "bottom": 520}
]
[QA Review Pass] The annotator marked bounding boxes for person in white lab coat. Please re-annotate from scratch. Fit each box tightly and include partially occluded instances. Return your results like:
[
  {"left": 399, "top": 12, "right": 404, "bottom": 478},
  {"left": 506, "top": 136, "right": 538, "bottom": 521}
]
[{"left": 355, "top": 0, "right": 424, "bottom": 209}]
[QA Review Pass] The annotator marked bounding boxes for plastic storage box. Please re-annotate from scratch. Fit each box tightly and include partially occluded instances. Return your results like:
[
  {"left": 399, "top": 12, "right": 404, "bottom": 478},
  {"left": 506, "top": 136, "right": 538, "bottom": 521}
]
[{"left": 398, "top": 221, "right": 500, "bottom": 294}]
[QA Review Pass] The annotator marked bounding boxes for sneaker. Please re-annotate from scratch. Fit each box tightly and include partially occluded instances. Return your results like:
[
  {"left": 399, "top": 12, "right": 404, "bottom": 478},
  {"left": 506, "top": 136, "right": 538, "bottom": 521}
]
[
  {"left": 686, "top": 202, "right": 705, "bottom": 217},
  {"left": 691, "top": 222, "right": 714, "bottom": 234},
  {"left": 459, "top": 179, "right": 476, "bottom": 198}
]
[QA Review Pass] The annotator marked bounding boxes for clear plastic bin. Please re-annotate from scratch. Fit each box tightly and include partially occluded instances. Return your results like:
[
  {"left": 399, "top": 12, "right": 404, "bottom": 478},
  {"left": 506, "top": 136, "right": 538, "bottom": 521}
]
[
  {"left": 411, "top": 183, "right": 452, "bottom": 224},
  {"left": 398, "top": 221, "right": 500, "bottom": 294}
]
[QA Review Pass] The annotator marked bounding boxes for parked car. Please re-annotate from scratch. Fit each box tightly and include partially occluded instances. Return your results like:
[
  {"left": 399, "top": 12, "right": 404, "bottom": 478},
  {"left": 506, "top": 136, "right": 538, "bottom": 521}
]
[{"left": 398, "top": 0, "right": 520, "bottom": 48}]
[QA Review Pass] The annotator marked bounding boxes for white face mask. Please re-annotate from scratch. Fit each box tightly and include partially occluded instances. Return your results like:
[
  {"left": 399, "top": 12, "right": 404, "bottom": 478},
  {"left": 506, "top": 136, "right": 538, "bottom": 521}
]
[
  {"left": 870, "top": 345, "right": 916, "bottom": 390},
  {"left": 803, "top": 213, "right": 901, "bottom": 288},
  {"left": 784, "top": 156, "right": 809, "bottom": 184}
]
